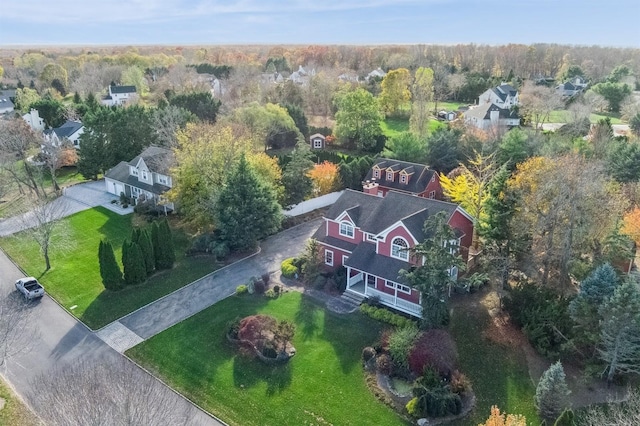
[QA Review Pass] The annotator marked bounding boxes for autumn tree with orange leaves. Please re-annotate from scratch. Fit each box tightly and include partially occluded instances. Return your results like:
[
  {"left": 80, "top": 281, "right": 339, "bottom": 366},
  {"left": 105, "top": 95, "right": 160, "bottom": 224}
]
[
  {"left": 308, "top": 161, "right": 341, "bottom": 197},
  {"left": 478, "top": 405, "right": 526, "bottom": 426},
  {"left": 622, "top": 206, "right": 640, "bottom": 247}
]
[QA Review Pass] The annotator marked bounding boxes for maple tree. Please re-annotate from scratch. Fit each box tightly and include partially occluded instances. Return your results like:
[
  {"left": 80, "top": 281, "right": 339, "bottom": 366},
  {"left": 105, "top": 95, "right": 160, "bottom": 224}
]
[
  {"left": 307, "top": 161, "right": 341, "bottom": 197},
  {"left": 479, "top": 405, "right": 526, "bottom": 426}
]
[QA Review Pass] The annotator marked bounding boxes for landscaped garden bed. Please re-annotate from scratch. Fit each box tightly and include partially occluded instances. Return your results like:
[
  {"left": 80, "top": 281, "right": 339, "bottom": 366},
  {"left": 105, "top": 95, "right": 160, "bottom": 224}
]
[{"left": 0, "top": 207, "right": 221, "bottom": 329}]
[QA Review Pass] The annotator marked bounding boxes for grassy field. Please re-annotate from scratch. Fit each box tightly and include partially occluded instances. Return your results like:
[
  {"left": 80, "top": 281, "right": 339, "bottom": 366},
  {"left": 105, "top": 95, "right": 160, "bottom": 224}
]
[
  {"left": 449, "top": 296, "right": 540, "bottom": 425},
  {"left": 547, "top": 110, "right": 623, "bottom": 124},
  {"left": 128, "top": 291, "right": 406, "bottom": 426},
  {"left": 0, "top": 207, "right": 219, "bottom": 329},
  {"left": 381, "top": 117, "right": 445, "bottom": 139}
]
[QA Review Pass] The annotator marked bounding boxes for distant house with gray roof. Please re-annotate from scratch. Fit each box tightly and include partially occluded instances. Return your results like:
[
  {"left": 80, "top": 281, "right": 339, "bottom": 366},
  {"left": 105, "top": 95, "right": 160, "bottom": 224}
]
[
  {"left": 464, "top": 102, "right": 520, "bottom": 130},
  {"left": 478, "top": 83, "right": 519, "bottom": 108},
  {"left": 104, "top": 146, "right": 174, "bottom": 213},
  {"left": 0, "top": 89, "right": 15, "bottom": 114},
  {"left": 312, "top": 189, "right": 473, "bottom": 318},
  {"left": 101, "top": 85, "right": 138, "bottom": 107},
  {"left": 43, "top": 120, "right": 84, "bottom": 148},
  {"left": 362, "top": 158, "right": 443, "bottom": 200}
]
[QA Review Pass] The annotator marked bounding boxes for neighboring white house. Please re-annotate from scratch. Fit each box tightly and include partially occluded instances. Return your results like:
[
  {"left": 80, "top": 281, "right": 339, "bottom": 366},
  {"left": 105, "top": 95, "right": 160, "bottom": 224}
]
[
  {"left": 464, "top": 103, "right": 520, "bottom": 130},
  {"left": 43, "top": 120, "right": 84, "bottom": 148},
  {"left": 104, "top": 146, "right": 175, "bottom": 213},
  {"left": 556, "top": 76, "right": 588, "bottom": 97},
  {"left": 478, "top": 83, "right": 519, "bottom": 108},
  {"left": 101, "top": 85, "right": 137, "bottom": 107},
  {"left": 366, "top": 68, "right": 386, "bottom": 82},
  {"left": 22, "top": 109, "right": 46, "bottom": 132}
]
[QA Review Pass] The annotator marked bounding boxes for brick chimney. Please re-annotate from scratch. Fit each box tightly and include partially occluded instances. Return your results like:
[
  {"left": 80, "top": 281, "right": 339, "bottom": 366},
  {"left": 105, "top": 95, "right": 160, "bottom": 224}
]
[{"left": 363, "top": 180, "right": 379, "bottom": 195}]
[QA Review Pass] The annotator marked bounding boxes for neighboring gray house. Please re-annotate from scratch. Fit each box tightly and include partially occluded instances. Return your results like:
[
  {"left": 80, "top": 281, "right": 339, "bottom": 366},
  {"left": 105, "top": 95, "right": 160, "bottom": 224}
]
[
  {"left": 104, "top": 146, "right": 175, "bottom": 213},
  {"left": 102, "top": 85, "right": 137, "bottom": 107},
  {"left": 43, "top": 120, "right": 84, "bottom": 148},
  {"left": 0, "top": 89, "right": 15, "bottom": 114},
  {"left": 464, "top": 102, "right": 520, "bottom": 130},
  {"left": 478, "top": 83, "right": 519, "bottom": 108},
  {"left": 556, "top": 76, "right": 588, "bottom": 97}
]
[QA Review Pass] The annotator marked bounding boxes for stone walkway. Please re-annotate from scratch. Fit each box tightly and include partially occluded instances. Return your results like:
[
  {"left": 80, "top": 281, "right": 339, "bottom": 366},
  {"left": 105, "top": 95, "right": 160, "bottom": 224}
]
[{"left": 95, "top": 322, "right": 145, "bottom": 354}]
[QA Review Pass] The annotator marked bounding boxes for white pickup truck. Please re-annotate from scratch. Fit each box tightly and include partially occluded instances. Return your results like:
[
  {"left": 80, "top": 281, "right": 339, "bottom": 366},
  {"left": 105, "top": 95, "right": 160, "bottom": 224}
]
[{"left": 15, "top": 277, "right": 45, "bottom": 300}]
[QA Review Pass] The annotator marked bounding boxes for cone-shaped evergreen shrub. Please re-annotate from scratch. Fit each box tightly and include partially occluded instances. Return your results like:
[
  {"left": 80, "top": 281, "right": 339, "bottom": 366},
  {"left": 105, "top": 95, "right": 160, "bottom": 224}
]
[{"left": 99, "top": 240, "right": 122, "bottom": 290}]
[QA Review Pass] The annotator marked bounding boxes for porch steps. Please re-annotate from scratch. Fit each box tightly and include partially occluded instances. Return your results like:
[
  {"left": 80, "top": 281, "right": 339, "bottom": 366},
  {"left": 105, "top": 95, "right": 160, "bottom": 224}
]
[
  {"left": 342, "top": 289, "right": 366, "bottom": 304},
  {"left": 325, "top": 290, "right": 363, "bottom": 314}
]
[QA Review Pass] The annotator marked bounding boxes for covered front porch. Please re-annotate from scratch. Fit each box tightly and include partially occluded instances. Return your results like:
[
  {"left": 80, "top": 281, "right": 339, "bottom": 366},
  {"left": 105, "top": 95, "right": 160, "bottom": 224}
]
[{"left": 346, "top": 268, "right": 422, "bottom": 318}]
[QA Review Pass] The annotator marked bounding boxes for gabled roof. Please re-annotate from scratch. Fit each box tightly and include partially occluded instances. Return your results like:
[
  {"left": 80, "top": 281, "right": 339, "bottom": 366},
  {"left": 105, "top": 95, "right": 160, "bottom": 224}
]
[
  {"left": 309, "top": 133, "right": 325, "bottom": 140},
  {"left": 104, "top": 161, "right": 170, "bottom": 196},
  {"left": 465, "top": 103, "right": 518, "bottom": 121},
  {"left": 44, "top": 120, "right": 83, "bottom": 139},
  {"left": 345, "top": 243, "right": 410, "bottom": 284},
  {"left": 325, "top": 189, "right": 459, "bottom": 241},
  {"left": 364, "top": 158, "right": 436, "bottom": 195},
  {"left": 128, "top": 146, "right": 173, "bottom": 175},
  {"left": 110, "top": 85, "right": 136, "bottom": 94},
  {"left": 493, "top": 84, "right": 517, "bottom": 100}
]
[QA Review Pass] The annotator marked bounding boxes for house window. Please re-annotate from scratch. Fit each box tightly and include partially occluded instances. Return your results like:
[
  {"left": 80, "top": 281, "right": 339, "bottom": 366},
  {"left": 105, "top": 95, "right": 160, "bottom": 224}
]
[
  {"left": 157, "top": 175, "right": 168, "bottom": 185},
  {"left": 385, "top": 281, "right": 394, "bottom": 289},
  {"left": 324, "top": 250, "right": 333, "bottom": 266},
  {"left": 367, "top": 275, "right": 376, "bottom": 287},
  {"left": 141, "top": 170, "right": 148, "bottom": 181},
  {"left": 391, "top": 237, "right": 409, "bottom": 261},
  {"left": 131, "top": 167, "right": 139, "bottom": 177},
  {"left": 397, "top": 284, "right": 411, "bottom": 294},
  {"left": 131, "top": 187, "right": 140, "bottom": 196},
  {"left": 339, "top": 222, "right": 354, "bottom": 238},
  {"left": 366, "top": 233, "right": 376, "bottom": 242},
  {"left": 386, "top": 171, "right": 394, "bottom": 181},
  {"left": 429, "top": 191, "right": 436, "bottom": 199},
  {"left": 431, "top": 175, "right": 435, "bottom": 182},
  {"left": 400, "top": 174, "right": 407, "bottom": 184},
  {"left": 342, "top": 255, "right": 349, "bottom": 265},
  {"left": 373, "top": 169, "right": 380, "bottom": 179}
]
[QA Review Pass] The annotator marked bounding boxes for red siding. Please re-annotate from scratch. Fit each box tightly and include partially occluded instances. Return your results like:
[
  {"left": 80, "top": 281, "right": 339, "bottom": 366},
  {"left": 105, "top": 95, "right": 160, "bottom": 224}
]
[
  {"left": 318, "top": 244, "right": 351, "bottom": 269},
  {"left": 326, "top": 218, "right": 363, "bottom": 243},
  {"left": 377, "top": 225, "right": 417, "bottom": 262},
  {"left": 420, "top": 174, "right": 444, "bottom": 200},
  {"left": 447, "top": 209, "right": 474, "bottom": 262}
]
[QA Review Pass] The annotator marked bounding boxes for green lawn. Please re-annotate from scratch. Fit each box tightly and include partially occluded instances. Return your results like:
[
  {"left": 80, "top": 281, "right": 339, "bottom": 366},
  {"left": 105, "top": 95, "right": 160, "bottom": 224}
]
[
  {"left": 449, "top": 300, "right": 540, "bottom": 425},
  {"left": 381, "top": 117, "right": 445, "bottom": 139},
  {"left": 127, "top": 292, "right": 407, "bottom": 426},
  {"left": 0, "top": 377, "right": 39, "bottom": 426},
  {"left": 547, "top": 110, "right": 623, "bottom": 124},
  {"left": 0, "top": 207, "right": 219, "bottom": 329}
]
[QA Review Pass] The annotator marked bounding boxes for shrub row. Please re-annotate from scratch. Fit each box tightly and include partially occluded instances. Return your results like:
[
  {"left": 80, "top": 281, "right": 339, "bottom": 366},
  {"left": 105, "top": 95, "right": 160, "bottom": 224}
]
[{"left": 359, "top": 304, "right": 415, "bottom": 329}]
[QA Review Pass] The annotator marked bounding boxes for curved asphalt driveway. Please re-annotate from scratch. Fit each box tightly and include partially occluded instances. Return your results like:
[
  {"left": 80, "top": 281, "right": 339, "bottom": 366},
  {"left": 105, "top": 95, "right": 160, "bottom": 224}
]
[{"left": 100, "top": 218, "right": 322, "bottom": 350}]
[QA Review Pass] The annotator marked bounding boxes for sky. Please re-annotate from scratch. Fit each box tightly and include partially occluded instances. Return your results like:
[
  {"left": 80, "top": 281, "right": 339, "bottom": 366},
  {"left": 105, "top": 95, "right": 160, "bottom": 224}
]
[{"left": 1, "top": 0, "right": 639, "bottom": 47}]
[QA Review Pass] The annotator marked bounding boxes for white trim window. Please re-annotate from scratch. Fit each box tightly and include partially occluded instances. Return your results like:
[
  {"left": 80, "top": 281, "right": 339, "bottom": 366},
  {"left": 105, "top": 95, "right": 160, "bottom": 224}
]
[
  {"left": 391, "top": 237, "right": 409, "bottom": 261},
  {"left": 400, "top": 174, "right": 407, "bottom": 183},
  {"left": 373, "top": 169, "right": 380, "bottom": 179},
  {"left": 429, "top": 190, "right": 436, "bottom": 199},
  {"left": 157, "top": 174, "right": 168, "bottom": 185},
  {"left": 339, "top": 221, "right": 354, "bottom": 238},
  {"left": 141, "top": 170, "right": 148, "bottom": 181},
  {"left": 342, "top": 255, "right": 349, "bottom": 265},
  {"left": 397, "top": 283, "right": 411, "bottom": 294},
  {"left": 386, "top": 171, "right": 394, "bottom": 181},
  {"left": 313, "top": 138, "right": 323, "bottom": 149},
  {"left": 324, "top": 249, "right": 334, "bottom": 266},
  {"left": 131, "top": 167, "right": 139, "bottom": 177},
  {"left": 366, "top": 233, "right": 377, "bottom": 242}
]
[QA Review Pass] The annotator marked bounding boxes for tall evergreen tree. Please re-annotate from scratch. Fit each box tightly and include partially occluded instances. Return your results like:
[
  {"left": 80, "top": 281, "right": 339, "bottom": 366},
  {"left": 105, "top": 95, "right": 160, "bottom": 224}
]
[
  {"left": 99, "top": 240, "right": 123, "bottom": 290},
  {"left": 535, "top": 361, "right": 571, "bottom": 421},
  {"left": 151, "top": 222, "right": 162, "bottom": 270},
  {"left": 156, "top": 220, "right": 175, "bottom": 270},
  {"left": 122, "top": 240, "right": 146, "bottom": 285},
  {"left": 216, "top": 155, "right": 282, "bottom": 251},
  {"left": 135, "top": 228, "right": 155, "bottom": 275},
  {"left": 282, "top": 141, "right": 314, "bottom": 205},
  {"left": 598, "top": 279, "right": 640, "bottom": 382}
]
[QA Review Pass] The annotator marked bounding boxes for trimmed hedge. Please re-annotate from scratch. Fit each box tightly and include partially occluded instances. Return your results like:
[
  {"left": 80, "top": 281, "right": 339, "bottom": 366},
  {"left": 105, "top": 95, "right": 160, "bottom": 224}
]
[
  {"left": 359, "top": 304, "right": 416, "bottom": 329},
  {"left": 281, "top": 257, "right": 299, "bottom": 278}
]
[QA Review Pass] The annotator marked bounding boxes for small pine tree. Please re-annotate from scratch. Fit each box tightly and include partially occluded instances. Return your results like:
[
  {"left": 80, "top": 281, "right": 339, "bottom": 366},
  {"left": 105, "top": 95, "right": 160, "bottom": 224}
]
[
  {"left": 159, "top": 220, "right": 175, "bottom": 268},
  {"left": 535, "top": 361, "right": 571, "bottom": 421},
  {"left": 150, "top": 221, "right": 161, "bottom": 269},
  {"left": 99, "top": 240, "right": 122, "bottom": 290}
]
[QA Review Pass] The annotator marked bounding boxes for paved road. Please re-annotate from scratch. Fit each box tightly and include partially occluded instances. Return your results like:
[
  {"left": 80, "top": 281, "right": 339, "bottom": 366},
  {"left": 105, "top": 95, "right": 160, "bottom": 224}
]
[
  {"left": 100, "top": 218, "right": 321, "bottom": 349},
  {"left": 0, "top": 249, "right": 221, "bottom": 425}
]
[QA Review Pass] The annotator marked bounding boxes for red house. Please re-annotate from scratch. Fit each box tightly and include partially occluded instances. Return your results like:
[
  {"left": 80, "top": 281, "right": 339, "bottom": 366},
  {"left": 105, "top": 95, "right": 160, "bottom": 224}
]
[
  {"left": 312, "top": 189, "right": 473, "bottom": 318},
  {"left": 362, "top": 158, "right": 443, "bottom": 200}
]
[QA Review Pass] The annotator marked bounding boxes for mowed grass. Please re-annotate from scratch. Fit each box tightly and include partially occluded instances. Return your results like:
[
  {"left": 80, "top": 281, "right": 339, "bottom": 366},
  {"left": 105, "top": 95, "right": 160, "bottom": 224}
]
[
  {"left": 449, "top": 299, "right": 540, "bottom": 425},
  {"left": 127, "top": 292, "right": 407, "bottom": 426},
  {"left": 547, "top": 110, "right": 623, "bottom": 124},
  {"left": 381, "top": 117, "right": 445, "bottom": 139},
  {"left": 0, "top": 377, "right": 40, "bottom": 426},
  {"left": 0, "top": 207, "right": 218, "bottom": 329}
]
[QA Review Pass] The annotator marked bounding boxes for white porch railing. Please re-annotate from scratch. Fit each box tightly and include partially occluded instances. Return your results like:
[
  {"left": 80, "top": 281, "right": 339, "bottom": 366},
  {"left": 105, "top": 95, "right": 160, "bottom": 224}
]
[{"left": 366, "top": 287, "right": 422, "bottom": 318}]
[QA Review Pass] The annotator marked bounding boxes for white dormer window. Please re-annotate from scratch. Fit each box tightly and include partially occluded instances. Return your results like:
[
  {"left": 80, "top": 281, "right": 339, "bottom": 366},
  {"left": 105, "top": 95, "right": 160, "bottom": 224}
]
[
  {"left": 131, "top": 167, "right": 139, "bottom": 177},
  {"left": 157, "top": 175, "right": 168, "bottom": 185},
  {"left": 373, "top": 169, "right": 380, "bottom": 179},
  {"left": 400, "top": 174, "right": 407, "bottom": 184},
  {"left": 339, "top": 221, "right": 354, "bottom": 238},
  {"left": 141, "top": 170, "right": 148, "bottom": 181},
  {"left": 391, "top": 237, "right": 409, "bottom": 261},
  {"left": 366, "top": 233, "right": 376, "bottom": 242},
  {"left": 386, "top": 171, "right": 393, "bottom": 181}
]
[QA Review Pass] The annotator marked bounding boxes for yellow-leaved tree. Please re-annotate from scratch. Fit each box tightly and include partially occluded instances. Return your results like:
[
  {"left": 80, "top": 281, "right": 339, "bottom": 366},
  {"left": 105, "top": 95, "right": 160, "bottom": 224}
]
[
  {"left": 479, "top": 405, "right": 527, "bottom": 426},
  {"left": 307, "top": 161, "right": 341, "bottom": 197}
]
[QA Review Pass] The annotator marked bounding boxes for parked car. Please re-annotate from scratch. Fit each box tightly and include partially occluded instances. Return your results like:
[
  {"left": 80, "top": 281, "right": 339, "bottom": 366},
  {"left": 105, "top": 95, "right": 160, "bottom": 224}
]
[{"left": 15, "top": 277, "right": 45, "bottom": 300}]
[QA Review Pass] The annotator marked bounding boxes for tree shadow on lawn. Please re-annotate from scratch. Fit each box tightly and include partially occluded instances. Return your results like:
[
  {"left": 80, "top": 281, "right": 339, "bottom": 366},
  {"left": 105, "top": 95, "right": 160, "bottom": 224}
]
[
  {"left": 294, "top": 295, "right": 321, "bottom": 341},
  {"left": 322, "top": 310, "right": 380, "bottom": 375},
  {"left": 232, "top": 355, "right": 293, "bottom": 396}
]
